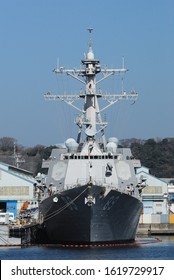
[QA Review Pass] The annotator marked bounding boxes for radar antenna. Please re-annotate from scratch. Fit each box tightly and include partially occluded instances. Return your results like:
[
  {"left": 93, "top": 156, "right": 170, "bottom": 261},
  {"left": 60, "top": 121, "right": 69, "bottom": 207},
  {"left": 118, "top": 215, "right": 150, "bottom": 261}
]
[{"left": 87, "top": 27, "right": 93, "bottom": 33}]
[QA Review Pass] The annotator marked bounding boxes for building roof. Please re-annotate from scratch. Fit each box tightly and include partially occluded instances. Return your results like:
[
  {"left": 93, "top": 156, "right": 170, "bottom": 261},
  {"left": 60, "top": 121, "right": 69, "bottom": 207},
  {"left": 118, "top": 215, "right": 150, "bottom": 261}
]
[{"left": 0, "top": 162, "right": 35, "bottom": 184}]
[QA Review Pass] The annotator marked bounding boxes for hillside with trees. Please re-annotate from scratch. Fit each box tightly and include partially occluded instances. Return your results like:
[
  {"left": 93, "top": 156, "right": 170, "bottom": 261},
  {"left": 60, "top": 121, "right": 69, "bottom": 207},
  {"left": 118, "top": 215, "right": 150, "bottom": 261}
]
[
  {"left": 130, "top": 138, "right": 174, "bottom": 178},
  {"left": 0, "top": 137, "right": 174, "bottom": 178},
  {"left": 0, "top": 137, "right": 56, "bottom": 176}
]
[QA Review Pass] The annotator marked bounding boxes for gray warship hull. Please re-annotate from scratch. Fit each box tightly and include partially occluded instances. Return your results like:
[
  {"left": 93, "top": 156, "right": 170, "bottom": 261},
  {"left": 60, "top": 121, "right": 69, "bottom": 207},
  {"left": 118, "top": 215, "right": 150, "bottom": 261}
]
[{"left": 39, "top": 185, "right": 143, "bottom": 244}]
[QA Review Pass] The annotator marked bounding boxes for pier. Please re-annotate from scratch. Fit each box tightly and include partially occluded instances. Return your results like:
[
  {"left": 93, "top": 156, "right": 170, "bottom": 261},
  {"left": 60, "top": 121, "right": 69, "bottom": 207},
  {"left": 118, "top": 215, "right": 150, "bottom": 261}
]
[
  {"left": 0, "top": 225, "right": 21, "bottom": 246},
  {"left": 137, "top": 223, "right": 174, "bottom": 236}
]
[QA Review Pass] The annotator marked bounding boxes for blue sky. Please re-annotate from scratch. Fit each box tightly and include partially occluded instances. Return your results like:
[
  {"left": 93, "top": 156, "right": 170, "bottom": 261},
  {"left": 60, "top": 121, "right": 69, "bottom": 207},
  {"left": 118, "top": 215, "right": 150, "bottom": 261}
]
[{"left": 0, "top": 0, "right": 173, "bottom": 147}]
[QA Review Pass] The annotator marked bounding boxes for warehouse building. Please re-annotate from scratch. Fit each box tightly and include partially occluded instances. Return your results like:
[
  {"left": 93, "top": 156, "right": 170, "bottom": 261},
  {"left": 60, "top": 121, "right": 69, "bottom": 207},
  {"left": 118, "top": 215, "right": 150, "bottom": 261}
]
[
  {"left": 0, "top": 162, "right": 37, "bottom": 217},
  {"left": 136, "top": 166, "right": 174, "bottom": 224}
]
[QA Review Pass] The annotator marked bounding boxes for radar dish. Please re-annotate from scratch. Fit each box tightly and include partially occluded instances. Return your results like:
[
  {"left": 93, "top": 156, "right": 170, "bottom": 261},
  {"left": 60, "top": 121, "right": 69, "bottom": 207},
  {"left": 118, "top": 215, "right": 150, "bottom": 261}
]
[{"left": 85, "top": 128, "right": 96, "bottom": 137}]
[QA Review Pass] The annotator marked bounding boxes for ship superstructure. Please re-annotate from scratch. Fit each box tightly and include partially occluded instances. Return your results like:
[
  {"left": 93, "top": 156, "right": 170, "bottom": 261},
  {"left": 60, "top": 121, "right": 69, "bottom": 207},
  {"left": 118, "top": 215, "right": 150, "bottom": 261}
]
[{"left": 38, "top": 29, "right": 146, "bottom": 244}]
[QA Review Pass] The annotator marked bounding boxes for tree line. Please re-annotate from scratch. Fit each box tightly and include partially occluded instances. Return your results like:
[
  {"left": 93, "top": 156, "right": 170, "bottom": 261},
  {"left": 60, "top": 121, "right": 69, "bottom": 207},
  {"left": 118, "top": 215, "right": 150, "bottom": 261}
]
[
  {"left": 0, "top": 136, "right": 174, "bottom": 178},
  {"left": 129, "top": 138, "right": 174, "bottom": 178}
]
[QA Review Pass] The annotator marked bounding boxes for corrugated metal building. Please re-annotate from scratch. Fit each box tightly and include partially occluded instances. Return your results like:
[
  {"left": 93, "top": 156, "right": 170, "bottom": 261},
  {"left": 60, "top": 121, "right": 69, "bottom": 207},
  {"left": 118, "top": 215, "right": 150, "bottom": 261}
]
[
  {"left": 0, "top": 162, "right": 37, "bottom": 216},
  {"left": 136, "top": 166, "right": 168, "bottom": 215}
]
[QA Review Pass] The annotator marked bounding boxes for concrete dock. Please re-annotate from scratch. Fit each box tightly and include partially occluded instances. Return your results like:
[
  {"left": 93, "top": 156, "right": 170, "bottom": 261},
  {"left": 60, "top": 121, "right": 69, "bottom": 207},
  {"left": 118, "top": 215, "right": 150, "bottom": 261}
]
[
  {"left": 0, "top": 225, "right": 21, "bottom": 246},
  {"left": 137, "top": 223, "right": 174, "bottom": 236}
]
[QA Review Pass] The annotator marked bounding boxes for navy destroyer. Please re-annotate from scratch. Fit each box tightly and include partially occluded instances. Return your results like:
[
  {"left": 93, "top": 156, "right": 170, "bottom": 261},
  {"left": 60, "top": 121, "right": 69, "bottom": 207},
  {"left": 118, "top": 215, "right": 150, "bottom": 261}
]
[{"left": 38, "top": 29, "right": 146, "bottom": 245}]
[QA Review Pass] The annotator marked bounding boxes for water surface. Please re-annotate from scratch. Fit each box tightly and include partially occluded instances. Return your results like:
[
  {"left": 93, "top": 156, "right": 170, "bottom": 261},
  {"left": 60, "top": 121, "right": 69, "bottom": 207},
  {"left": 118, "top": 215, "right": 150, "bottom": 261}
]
[{"left": 0, "top": 236, "right": 174, "bottom": 260}]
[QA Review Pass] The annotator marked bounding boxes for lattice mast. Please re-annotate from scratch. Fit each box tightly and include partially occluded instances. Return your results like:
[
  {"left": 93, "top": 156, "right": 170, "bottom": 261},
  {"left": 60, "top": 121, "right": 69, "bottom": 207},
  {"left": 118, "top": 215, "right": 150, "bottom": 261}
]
[{"left": 44, "top": 28, "right": 138, "bottom": 148}]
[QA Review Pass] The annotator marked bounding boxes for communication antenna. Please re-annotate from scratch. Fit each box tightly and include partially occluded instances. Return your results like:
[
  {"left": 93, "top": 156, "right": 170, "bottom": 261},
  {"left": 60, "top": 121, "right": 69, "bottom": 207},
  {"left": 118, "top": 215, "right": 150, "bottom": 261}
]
[
  {"left": 87, "top": 27, "right": 93, "bottom": 33},
  {"left": 13, "top": 142, "right": 25, "bottom": 168},
  {"left": 87, "top": 27, "right": 93, "bottom": 50},
  {"left": 57, "top": 57, "right": 60, "bottom": 69},
  {"left": 122, "top": 56, "right": 125, "bottom": 69},
  {"left": 121, "top": 57, "right": 125, "bottom": 93}
]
